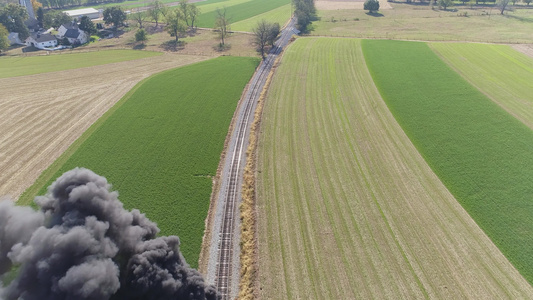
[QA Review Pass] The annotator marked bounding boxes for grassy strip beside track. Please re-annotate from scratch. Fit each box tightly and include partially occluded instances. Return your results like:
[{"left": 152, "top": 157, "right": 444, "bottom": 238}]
[
  {"left": 195, "top": 0, "right": 290, "bottom": 28},
  {"left": 20, "top": 56, "right": 259, "bottom": 267},
  {"left": 430, "top": 42, "right": 533, "bottom": 130},
  {"left": 0, "top": 50, "right": 161, "bottom": 78},
  {"left": 362, "top": 39, "right": 533, "bottom": 284},
  {"left": 231, "top": 4, "right": 291, "bottom": 32},
  {"left": 256, "top": 37, "right": 533, "bottom": 299}
]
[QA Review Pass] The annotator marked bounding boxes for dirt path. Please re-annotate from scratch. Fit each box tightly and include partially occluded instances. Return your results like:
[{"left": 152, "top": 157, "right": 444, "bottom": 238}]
[{"left": 0, "top": 53, "right": 208, "bottom": 201}]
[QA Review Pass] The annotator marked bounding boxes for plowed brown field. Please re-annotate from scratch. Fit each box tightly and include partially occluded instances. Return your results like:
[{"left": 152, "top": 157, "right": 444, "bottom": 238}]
[{"left": 0, "top": 53, "right": 208, "bottom": 200}]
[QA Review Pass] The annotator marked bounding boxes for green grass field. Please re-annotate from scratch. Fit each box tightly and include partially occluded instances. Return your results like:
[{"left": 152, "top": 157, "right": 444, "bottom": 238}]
[
  {"left": 78, "top": 0, "right": 289, "bottom": 29},
  {"left": 0, "top": 50, "right": 161, "bottom": 78},
  {"left": 256, "top": 37, "right": 533, "bottom": 299},
  {"left": 231, "top": 4, "right": 291, "bottom": 32},
  {"left": 19, "top": 56, "right": 259, "bottom": 267},
  {"left": 195, "top": 0, "right": 290, "bottom": 28},
  {"left": 312, "top": 3, "right": 533, "bottom": 43},
  {"left": 73, "top": 0, "right": 231, "bottom": 11},
  {"left": 431, "top": 42, "right": 533, "bottom": 130},
  {"left": 362, "top": 39, "right": 533, "bottom": 284}
]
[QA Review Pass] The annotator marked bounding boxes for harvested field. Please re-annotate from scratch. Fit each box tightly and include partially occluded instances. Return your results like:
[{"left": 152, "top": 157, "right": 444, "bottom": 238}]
[
  {"left": 430, "top": 42, "right": 533, "bottom": 130},
  {"left": 311, "top": 3, "right": 533, "bottom": 43},
  {"left": 256, "top": 37, "right": 533, "bottom": 299},
  {"left": 363, "top": 39, "right": 533, "bottom": 284},
  {"left": 0, "top": 53, "right": 208, "bottom": 201},
  {"left": 20, "top": 56, "right": 260, "bottom": 267},
  {"left": 0, "top": 50, "right": 161, "bottom": 78},
  {"left": 316, "top": 0, "right": 391, "bottom": 11}
]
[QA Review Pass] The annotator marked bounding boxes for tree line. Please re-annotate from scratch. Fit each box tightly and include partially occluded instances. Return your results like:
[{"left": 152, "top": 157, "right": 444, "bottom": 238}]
[{"left": 293, "top": 0, "right": 316, "bottom": 32}]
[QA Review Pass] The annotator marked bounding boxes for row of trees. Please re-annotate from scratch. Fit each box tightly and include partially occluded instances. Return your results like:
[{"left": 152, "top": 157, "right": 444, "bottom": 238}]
[
  {"left": 128, "top": 0, "right": 200, "bottom": 30},
  {"left": 293, "top": 0, "right": 316, "bottom": 32},
  {"left": 130, "top": 0, "right": 208, "bottom": 45}
]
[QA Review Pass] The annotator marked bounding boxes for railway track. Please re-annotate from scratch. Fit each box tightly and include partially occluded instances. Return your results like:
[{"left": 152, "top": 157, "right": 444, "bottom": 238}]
[{"left": 206, "top": 18, "right": 298, "bottom": 299}]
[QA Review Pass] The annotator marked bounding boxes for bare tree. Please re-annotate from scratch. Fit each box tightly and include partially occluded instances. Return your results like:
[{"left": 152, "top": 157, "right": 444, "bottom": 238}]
[
  {"left": 188, "top": 4, "right": 200, "bottom": 28},
  {"left": 253, "top": 19, "right": 269, "bottom": 59},
  {"left": 148, "top": 0, "right": 165, "bottom": 28},
  {"left": 253, "top": 20, "right": 280, "bottom": 58},
  {"left": 498, "top": 0, "right": 510, "bottom": 14},
  {"left": 215, "top": 7, "right": 230, "bottom": 46},
  {"left": 166, "top": 8, "right": 186, "bottom": 43},
  {"left": 179, "top": 0, "right": 190, "bottom": 26},
  {"left": 130, "top": 8, "right": 147, "bottom": 29}
]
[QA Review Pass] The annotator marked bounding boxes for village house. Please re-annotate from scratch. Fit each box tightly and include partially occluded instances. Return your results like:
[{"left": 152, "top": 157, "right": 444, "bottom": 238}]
[
  {"left": 25, "top": 33, "right": 57, "bottom": 50},
  {"left": 57, "top": 23, "right": 88, "bottom": 45}
]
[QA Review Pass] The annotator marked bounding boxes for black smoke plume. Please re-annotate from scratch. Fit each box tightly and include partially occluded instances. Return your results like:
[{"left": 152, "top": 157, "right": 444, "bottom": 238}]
[{"left": 0, "top": 168, "right": 219, "bottom": 300}]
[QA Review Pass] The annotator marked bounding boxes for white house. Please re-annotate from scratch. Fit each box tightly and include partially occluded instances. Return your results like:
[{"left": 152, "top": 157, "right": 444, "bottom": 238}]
[
  {"left": 57, "top": 23, "right": 88, "bottom": 45},
  {"left": 57, "top": 22, "right": 78, "bottom": 37},
  {"left": 64, "top": 28, "right": 88, "bottom": 45},
  {"left": 26, "top": 33, "right": 57, "bottom": 50},
  {"left": 63, "top": 8, "right": 101, "bottom": 20},
  {"left": 8, "top": 32, "right": 24, "bottom": 45}
]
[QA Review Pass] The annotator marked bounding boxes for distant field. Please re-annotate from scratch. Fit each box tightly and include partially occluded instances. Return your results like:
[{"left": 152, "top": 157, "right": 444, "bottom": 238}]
[
  {"left": 363, "top": 39, "right": 533, "bottom": 284},
  {"left": 256, "top": 37, "right": 533, "bottom": 299},
  {"left": 195, "top": 0, "right": 290, "bottom": 28},
  {"left": 231, "top": 4, "right": 291, "bottom": 32},
  {"left": 0, "top": 50, "right": 161, "bottom": 78},
  {"left": 311, "top": 3, "right": 533, "bottom": 43},
  {"left": 20, "top": 56, "right": 259, "bottom": 267},
  {"left": 73, "top": 0, "right": 229, "bottom": 10},
  {"left": 431, "top": 42, "right": 533, "bottom": 129}
]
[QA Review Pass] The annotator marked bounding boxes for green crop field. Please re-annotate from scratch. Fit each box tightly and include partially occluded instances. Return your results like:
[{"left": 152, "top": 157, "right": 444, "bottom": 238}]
[
  {"left": 256, "top": 37, "right": 533, "bottom": 299},
  {"left": 231, "top": 4, "right": 291, "bottom": 32},
  {"left": 363, "top": 39, "right": 533, "bottom": 284},
  {"left": 20, "top": 56, "right": 259, "bottom": 267},
  {"left": 0, "top": 50, "right": 161, "bottom": 78},
  {"left": 195, "top": 0, "right": 290, "bottom": 28},
  {"left": 431, "top": 42, "right": 533, "bottom": 130}
]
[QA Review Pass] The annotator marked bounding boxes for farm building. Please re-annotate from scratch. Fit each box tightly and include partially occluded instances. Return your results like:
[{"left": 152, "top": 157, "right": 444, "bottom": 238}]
[
  {"left": 26, "top": 33, "right": 57, "bottom": 50},
  {"left": 63, "top": 8, "right": 101, "bottom": 20},
  {"left": 57, "top": 22, "right": 78, "bottom": 37},
  {"left": 57, "top": 23, "right": 88, "bottom": 44},
  {"left": 63, "top": 28, "right": 88, "bottom": 45}
]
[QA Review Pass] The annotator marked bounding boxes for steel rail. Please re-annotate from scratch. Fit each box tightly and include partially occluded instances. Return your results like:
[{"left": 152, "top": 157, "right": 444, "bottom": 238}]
[{"left": 213, "top": 18, "right": 298, "bottom": 299}]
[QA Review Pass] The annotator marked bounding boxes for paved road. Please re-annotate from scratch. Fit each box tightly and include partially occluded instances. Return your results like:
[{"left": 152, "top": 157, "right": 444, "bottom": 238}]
[{"left": 205, "top": 17, "right": 299, "bottom": 300}]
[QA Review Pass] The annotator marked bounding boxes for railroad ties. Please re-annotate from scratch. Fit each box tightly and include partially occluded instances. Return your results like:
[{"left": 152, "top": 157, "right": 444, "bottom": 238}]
[{"left": 213, "top": 18, "right": 297, "bottom": 300}]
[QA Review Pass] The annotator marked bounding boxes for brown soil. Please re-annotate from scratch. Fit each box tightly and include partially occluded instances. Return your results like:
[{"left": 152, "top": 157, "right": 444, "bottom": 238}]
[
  {"left": 0, "top": 53, "right": 208, "bottom": 201},
  {"left": 513, "top": 44, "right": 533, "bottom": 59}
]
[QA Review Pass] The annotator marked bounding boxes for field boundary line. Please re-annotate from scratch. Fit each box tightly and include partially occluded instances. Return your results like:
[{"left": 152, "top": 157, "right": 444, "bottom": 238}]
[
  {"left": 199, "top": 60, "right": 259, "bottom": 275},
  {"left": 428, "top": 42, "right": 533, "bottom": 131},
  {"left": 237, "top": 53, "right": 283, "bottom": 300},
  {"left": 17, "top": 74, "right": 151, "bottom": 205},
  {"left": 17, "top": 59, "right": 210, "bottom": 205}
]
